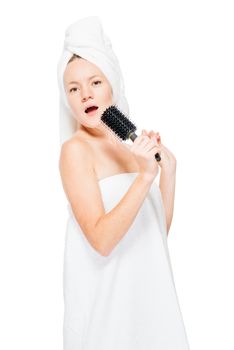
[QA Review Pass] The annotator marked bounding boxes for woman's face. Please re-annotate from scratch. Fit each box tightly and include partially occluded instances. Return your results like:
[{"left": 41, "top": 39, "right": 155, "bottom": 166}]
[{"left": 63, "top": 58, "right": 113, "bottom": 128}]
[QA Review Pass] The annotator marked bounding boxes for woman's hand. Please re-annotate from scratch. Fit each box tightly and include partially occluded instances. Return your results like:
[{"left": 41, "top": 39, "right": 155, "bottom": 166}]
[
  {"left": 142, "top": 129, "right": 177, "bottom": 175},
  {"left": 128, "top": 130, "right": 161, "bottom": 179}
]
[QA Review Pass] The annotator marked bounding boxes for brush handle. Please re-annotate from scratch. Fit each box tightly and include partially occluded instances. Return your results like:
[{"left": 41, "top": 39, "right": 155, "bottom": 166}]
[{"left": 129, "top": 132, "right": 161, "bottom": 162}]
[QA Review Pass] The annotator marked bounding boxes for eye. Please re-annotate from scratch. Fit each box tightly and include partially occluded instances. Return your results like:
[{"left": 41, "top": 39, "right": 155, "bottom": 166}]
[
  {"left": 69, "top": 81, "right": 101, "bottom": 93},
  {"left": 69, "top": 87, "right": 78, "bottom": 93}
]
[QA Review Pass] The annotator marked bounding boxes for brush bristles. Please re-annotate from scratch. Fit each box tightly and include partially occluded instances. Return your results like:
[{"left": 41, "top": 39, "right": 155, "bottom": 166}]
[{"left": 101, "top": 105, "right": 137, "bottom": 141}]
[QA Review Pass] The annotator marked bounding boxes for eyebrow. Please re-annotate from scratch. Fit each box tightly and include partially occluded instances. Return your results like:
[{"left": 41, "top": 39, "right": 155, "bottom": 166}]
[{"left": 68, "top": 75, "right": 100, "bottom": 85}]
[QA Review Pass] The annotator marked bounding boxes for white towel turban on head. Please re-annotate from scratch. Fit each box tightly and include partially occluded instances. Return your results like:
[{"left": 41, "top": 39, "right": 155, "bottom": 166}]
[{"left": 57, "top": 16, "right": 129, "bottom": 145}]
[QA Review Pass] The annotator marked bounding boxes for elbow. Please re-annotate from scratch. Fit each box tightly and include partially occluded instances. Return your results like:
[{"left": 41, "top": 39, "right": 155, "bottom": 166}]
[
  {"left": 100, "top": 250, "right": 111, "bottom": 257},
  {"left": 89, "top": 235, "right": 111, "bottom": 258},
  {"left": 93, "top": 245, "right": 111, "bottom": 257},
  {"left": 96, "top": 242, "right": 112, "bottom": 257}
]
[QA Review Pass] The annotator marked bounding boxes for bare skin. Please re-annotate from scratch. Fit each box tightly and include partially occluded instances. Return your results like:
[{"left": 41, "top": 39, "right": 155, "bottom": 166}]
[
  {"left": 60, "top": 57, "right": 171, "bottom": 256},
  {"left": 68, "top": 129, "right": 140, "bottom": 180},
  {"left": 62, "top": 56, "right": 140, "bottom": 180}
]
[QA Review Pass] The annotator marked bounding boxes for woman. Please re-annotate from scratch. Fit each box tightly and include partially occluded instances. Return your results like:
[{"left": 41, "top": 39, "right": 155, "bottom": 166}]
[{"left": 57, "top": 16, "right": 190, "bottom": 350}]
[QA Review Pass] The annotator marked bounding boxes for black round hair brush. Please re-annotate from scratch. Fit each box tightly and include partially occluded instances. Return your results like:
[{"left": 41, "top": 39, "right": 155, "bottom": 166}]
[{"left": 101, "top": 105, "right": 161, "bottom": 162}]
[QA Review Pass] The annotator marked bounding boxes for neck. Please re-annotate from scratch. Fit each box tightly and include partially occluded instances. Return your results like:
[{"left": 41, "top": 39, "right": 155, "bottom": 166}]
[{"left": 78, "top": 123, "right": 120, "bottom": 145}]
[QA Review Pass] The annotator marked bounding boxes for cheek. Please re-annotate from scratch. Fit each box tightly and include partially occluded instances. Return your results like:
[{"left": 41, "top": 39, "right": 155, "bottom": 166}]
[
  {"left": 67, "top": 95, "right": 81, "bottom": 110},
  {"left": 103, "top": 87, "right": 113, "bottom": 102},
  {"left": 66, "top": 98, "right": 81, "bottom": 118}
]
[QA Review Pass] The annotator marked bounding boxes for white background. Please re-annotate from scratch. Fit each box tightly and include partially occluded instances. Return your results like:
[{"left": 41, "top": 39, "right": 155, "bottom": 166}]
[{"left": 0, "top": 0, "right": 233, "bottom": 349}]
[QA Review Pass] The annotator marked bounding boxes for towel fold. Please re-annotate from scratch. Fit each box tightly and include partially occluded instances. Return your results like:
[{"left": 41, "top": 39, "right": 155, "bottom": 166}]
[{"left": 57, "top": 16, "right": 129, "bottom": 145}]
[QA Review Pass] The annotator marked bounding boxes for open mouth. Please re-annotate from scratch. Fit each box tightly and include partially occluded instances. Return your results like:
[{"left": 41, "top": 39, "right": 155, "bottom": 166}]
[{"left": 85, "top": 106, "right": 99, "bottom": 114}]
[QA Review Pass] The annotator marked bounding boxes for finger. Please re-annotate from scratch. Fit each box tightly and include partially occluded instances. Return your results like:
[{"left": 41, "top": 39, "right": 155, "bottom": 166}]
[
  {"left": 139, "top": 135, "right": 151, "bottom": 147},
  {"left": 148, "top": 130, "right": 161, "bottom": 143},
  {"left": 148, "top": 130, "right": 159, "bottom": 136},
  {"left": 134, "top": 132, "right": 147, "bottom": 144},
  {"left": 143, "top": 138, "right": 157, "bottom": 151},
  {"left": 149, "top": 135, "right": 160, "bottom": 147},
  {"left": 133, "top": 134, "right": 150, "bottom": 148},
  {"left": 145, "top": 137, "right": 161, "bottom": 152}
]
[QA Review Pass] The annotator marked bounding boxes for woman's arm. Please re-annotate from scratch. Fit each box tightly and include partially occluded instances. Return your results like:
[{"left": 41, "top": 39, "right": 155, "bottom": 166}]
[
  {"left": 59, "top": 139, "right": 156, "bottom": 257},
  {"left": 94, "top": 173, "right": 155, "bottom": 256},
  {"left": 141, "top": 129, "right": 177, "bottom": 236},
  {"left": 159, "top": 169, "right": 176, "bottom": 236}
]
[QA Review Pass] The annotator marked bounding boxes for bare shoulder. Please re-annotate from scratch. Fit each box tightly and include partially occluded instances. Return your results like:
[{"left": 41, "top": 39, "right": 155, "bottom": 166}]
[
  {"left": 59, "top": 133, "right": 95, "bottom": 172},
  {"left": 59, "top": 135, "right": 106, "bottom": 255}
]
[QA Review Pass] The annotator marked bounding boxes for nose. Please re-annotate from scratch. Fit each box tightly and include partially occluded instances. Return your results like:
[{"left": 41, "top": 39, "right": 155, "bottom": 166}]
[{"left": 80, "top": 85, "right": 94, "bottom": 102}]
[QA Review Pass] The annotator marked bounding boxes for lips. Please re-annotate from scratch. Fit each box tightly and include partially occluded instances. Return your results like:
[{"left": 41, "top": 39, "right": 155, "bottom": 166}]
[{"left": 85, "top": 105, "right": 99, "bottom": 113}]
